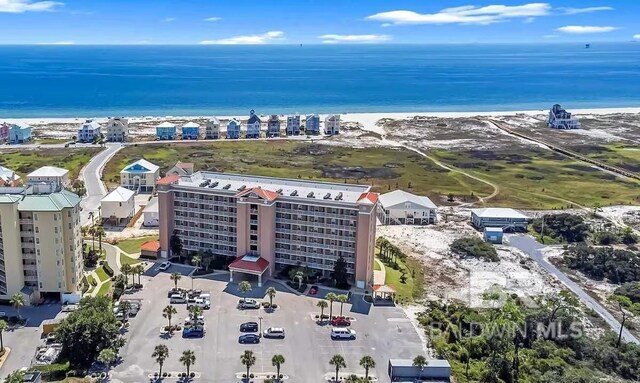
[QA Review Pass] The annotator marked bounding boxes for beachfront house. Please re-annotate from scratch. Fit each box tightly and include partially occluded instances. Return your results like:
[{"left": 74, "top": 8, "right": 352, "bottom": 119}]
[
  {"left": 143, "top": 197, "right": 159, "bottom": 227},
  {"left": 246, "top": 110, "right": 261, "bottom": 139},
  {"left": 106, "top": 117, "right": 129, "bottom": 142},
  {"left": 205, "top": 117, "right": 220, "bottom": 139},
  {"left": 305, "top": 114, "right": 320, "bottom": 135},
  {"left": 181, "top": 122, "right": 200, "bottom": 140},
  {"left": 377, "top": 190, "right": 438, "bottom": 225},
  {"left": 26, "top": 166, "right": 70, "bottom": 188},
  {"left": 100, "top": 186, "right": 136, "bottom": 225},
  {"left": 0, "top": 165, "right": 21, "bottom": 187},
  {"left": 77, "top": 119, "right": 101, "bottom": 143},
  {"left": 286, "top": 114, "right": 300, "bottom": 136},
  {"left": 227, "top": 119, "right": 241, "bottom": 139},
  {"left": 471, "top": 208, "right": 529, "bottom": 231},
  {"left": 547, "top": 104, "right": 581, "bottom": 129},
  {"left": 120, "top": 158, "right": 160, "bottom": 193},
  {"left": 267, "top": 115, "right": 280, "bottom": 138},
  {"left": 324, "top": 114, "right": 340, "bottom": 135},
  {"left": 166, "top": 161, "right": 194, "bottom": 177},
  {"left": 156, "top": 122, "right": 177, "bottom": 140},
  {"left": 0, "top": 123, "right": 9, "bottom": 143},
  {"left": 9, "top": 123, "right": 32, "bottom": 144}
]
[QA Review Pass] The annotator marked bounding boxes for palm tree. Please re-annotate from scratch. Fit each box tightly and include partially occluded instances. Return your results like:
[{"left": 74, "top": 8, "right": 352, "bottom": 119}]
[
  {"left": 317, "top": 300, "right": 328, "bottom": 321},
  {"left": 121, "top": 263, "right": 132, "bottom": 286},
  {"left": 329, "top": 354, "right": 346, "bottom": 382},
  {"left": 133, "top": 264, "right": 144, "bottom": 285},
  {"left": 0, "top": 320, "right": 7, "bottom": 352},
  {"left": 272, "top": 354, "right": 285, "bottom": 380},
  {"left": 238, "top": 281, "right": 252, "bottom": 302},
  {"left": 294, "top": 270, "right": 304, "bottom": 289},
  {"left": 152, "top": 344, "right": 169, "bottom": 377},
  {"left": 265, "top": 287, "right": 277, "bottom": 307},
  {"left": 94, "top": 225, "right": 105, "bottom": 253},
  {"left": 192, "top": 254, "right": 202, "bottom": 270},
  {"left": 326, "top": 293, "right": 337, "bottom": 319},
  {"left": 170, "top": 272, "right": 182, "bottom": 290},
  {"left": 98, "top": 348, "right": 117, "bottom": 366},
  {"left": 162, "top": 305, "right": 177, "bottom": 329},
  {"left": 188, "top": 305, "right": 203, "bottom": 321},
  {"left": 359, "top": 356, "right": 376, "bottom": 379},
  {"left": 344, "top": 375, "right": 361, "bottom": 383},
  {"left": 10, "top": 293, "right": 24, "bottom": 319},
  {"left": 412, "top": 355, "right": 428, "bottom": 381},
  {"left": 241, "top": 350, "right": 256, "bottom": 378},
  {"left": 337, "top": 294, "right": 349, "bottom": 317},
  {"left": 180, "top": 349, "right": 196, "bottom": 377},
  {"left": 3, "top": 370, "right": 24, "bottom": 383}
]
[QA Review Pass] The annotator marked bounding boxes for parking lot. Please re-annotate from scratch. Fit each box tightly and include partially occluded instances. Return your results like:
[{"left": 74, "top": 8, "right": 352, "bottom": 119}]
[{"left": 109, "top": 269, "right": 425, "bottom": 383}]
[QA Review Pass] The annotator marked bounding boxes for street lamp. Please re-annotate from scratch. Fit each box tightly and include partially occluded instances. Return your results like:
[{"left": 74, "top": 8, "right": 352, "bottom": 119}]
[{"left": 258, "top": 316, "right": 264, "bottom": 337}]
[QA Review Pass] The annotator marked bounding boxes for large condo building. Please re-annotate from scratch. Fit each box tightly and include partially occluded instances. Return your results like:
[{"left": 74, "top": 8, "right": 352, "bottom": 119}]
[
  {"left": 157, "top": 172, "right": 378, "bottom": 288},
  {"left": 0, "top": 183, "right": 83, "bottom": 303}
]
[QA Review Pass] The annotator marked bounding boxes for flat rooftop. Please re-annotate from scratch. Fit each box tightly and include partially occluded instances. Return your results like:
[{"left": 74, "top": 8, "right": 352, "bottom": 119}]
[{"left": 174, "top": 171, "right": 371, "bottom": 204}]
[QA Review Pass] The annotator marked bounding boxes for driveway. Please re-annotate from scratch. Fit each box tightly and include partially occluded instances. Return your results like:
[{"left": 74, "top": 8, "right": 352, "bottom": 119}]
[
  {"left": 80, "top": 143, "right": 124, "bottom": 226},
  {"left": 506, "top": 234, "right": 640, "bottom": 345}
]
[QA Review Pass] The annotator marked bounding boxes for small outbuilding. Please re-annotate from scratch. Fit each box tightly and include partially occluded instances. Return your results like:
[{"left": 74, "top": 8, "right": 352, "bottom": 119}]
[
  {"left": 143, "top": 197, "right": 159, "bottom": 227},
  {"left": 484, "top": 227, "right": 504, "bottom": 244},
  {"left": 471, "top": 208, "right": 529, "bottom": 232},
  {"left": 140, "top": 240, "right": 160, "bottom": 259},
  {"left": 387, "top": 359, "right": 451, "bottom": 382},
  {"left": 101, "top": 186, "right": 136, "bottom": 225},
  {"left": 377, "top": 190, "right": 438, "bottom": 225}
]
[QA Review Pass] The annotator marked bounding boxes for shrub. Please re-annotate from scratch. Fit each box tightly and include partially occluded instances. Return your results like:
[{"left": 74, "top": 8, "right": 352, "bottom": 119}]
[
  {"left": 595, "top": 231, "right": 619, "bottom": 245},
  {"left": 103, "top": 261, "right": 114, "bottom": 277},
  {"left": 531, "top": 213, "right": 588, "bottom": 243},
  {"left": 450, "top": 237, "right": 499, "bottom": 262}
]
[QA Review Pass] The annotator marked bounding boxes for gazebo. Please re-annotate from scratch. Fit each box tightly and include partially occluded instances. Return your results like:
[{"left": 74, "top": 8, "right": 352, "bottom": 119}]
[
  {"left": 228, "top": 254, "right": 270, "bottom": 287},
  {"left": 372, "top": 284, "right": 396, "bottom": 302}
]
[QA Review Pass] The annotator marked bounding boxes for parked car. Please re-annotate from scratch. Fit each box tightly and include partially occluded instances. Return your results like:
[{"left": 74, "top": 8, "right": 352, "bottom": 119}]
[
  {"left": 240, "top": 322, "right": 259, "bottom": 332},
  {"left": 308, "top": 285, "right": 319, "bottom": 295},
  {"left": 188, "top": 298, "right": 210, "bottom": 310},
  {"left": 238, "top": 334, "right": 260, "bottom": 344},
  {"left": 238, "top": 299, "right": 260, "bottom": 309},
  {"left": 167, "top": 288, "right": 184, "bottom": 298},
  {"left": 158, "top": 261, "right": 171, "bottom": 271},
  {"left": 187, "top": 289, "right": 203, "bottom": 298},
  {"left": 263, "top": 327, "right": 285, "bottom": 339},
  {"left": 170, "top": 294, "right": 187, "bottom": 304},
  {"left": 331, "top": 328, "right": 356, "bottom": 340},
  {"left": 182, "top": 327, "right": 205, "bottom": 338},
  {"left": 185, "top": 316, "right": 205, "bottom": 326},
  {"left": 331, "top": 317, "right": 351, "bottom": 327}
]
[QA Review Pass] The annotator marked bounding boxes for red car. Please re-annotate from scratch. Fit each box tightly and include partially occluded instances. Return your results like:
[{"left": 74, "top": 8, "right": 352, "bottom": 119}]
[
  {"left": 331, "top": 317, "right": 351, "bottom": 327},
  {"left": 308, "top": 286, "right": 318, "bottom": 295}
]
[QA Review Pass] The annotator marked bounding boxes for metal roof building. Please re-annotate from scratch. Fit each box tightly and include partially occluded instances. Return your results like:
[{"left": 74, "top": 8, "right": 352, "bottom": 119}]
[{"left": 377, "top": 190, "right": 438, "bottom": 225}]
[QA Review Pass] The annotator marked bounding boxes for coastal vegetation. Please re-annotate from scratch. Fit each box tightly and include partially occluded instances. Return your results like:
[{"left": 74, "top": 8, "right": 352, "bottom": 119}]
[
  {"left": 375, "top": 237, "right": 425, "bottom": 303},
  {"left": 530, "top": 214, "right": 589, "bottom": 244},
  {"left": 0, "top": 147, "right": 100, "bottom": 180},
  {"left": 562, "top": 244, "right": 640, "bottom": 284},
  {"left": 449, "top": 237, "right": 499, "bottom": 262}
]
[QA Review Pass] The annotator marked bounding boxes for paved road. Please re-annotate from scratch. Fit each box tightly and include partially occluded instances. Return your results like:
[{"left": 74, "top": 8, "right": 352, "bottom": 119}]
[
  {"left": 506, "top": 234, "right": 640, "bottom": 345},
  {"left": 79, "top": 143, "right": 124, "bottom": 225}
]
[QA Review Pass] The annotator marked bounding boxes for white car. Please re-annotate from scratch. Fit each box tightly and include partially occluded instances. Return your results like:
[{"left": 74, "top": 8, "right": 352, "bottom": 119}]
[
  {"left": 188, "top": 298, "right": 210, "bottom": 310},
  {"left": 158, "top": 261, "right": 171, "bottom": 271},
  {"left": 331, "top": 328, "right": 356, "bottom": 340}
]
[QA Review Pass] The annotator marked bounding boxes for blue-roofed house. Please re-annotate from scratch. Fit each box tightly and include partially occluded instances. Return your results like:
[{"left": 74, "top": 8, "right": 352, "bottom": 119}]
[
  {"left": 305, "top": 114, "right": 320, "bottom": 135},
  {"left": 156, "top": 122, "right": 177, "bottom": 140},
  {"left": 120, "top": 159, "right": 160, "bottom": 193},
  {"left": 226, "top": 118, "right": 241, "bottom": 139},
  {"left": 181, "top": 122, "right": 200, "bottom": 140},
  {"left": 77, "top": 119, "right": 101, "bottom": 143},
  {"left": 9, "top": 123, "right": 32, "bottom": 144},
  {"left": 267, "top": 115, "right": 280, "bottom": 138},
  {"left": 246, "top": 110, "right": 261, "bottom": 139},
  {"left": 286, "top": 114, "right": 300, "bottom": 136}
]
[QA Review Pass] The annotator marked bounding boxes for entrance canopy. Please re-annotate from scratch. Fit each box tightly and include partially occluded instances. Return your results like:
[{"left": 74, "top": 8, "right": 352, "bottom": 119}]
[{"left": 229, "top": 254, "right": 270, "bottom": 287}]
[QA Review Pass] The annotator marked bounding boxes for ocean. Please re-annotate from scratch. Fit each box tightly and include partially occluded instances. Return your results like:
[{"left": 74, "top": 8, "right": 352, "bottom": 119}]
[{"left": 0, "top": 43, "right": 639, "bottom": 118}]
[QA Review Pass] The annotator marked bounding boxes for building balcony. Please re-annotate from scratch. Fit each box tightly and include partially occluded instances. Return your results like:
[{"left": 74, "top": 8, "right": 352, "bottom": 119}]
[{"left": 22, "top": 243, "right": 35, "bottom": 249}]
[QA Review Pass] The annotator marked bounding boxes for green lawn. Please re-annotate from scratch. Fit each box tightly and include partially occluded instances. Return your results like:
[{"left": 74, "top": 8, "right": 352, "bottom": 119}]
[
  {"left": 374, "top": 261, "right": 381, "bottom": 271},
  {"left": 0, "top": 147, "right": 101, "bottom": 180},
  {"left": 375, "top": 250, "right": 425, "bottom": 304},
  {"left": 104, "top": 141, "right": 493, "bottom": 205},
  {"left": 95, "top": 266, "right": 109, "bottom": 282},
  {"left": 116, "top": 236, "right": 158, "bottom": 254},
  {"left": 96, "top": 280, "right": 112, "bottom": 297},
  {"left": 120, "top": 253, "right": 143, "bottom": 266},
  {"left": 430, "top": 148, "right": 640, "bottom": 209},
  {"left": 86, "top": 274, "right": 97, "bottom": 286}
]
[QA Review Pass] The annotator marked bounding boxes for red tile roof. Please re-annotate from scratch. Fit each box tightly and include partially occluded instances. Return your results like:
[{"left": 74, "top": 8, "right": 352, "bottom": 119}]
[
  {"left": 156, "top": 174, "right": 180, "bottom": 185},
  {"left": 357, "top": 192, "right": 379, "bottom": 204},
  {"left": 140, "top": 240, "right": 160, "bottom": 252},
  {"left": 229, "top": 255, "right": 270, "bottom": 274},
  {"left": 235, "top": 187, "right": 279, "bottom": 202}
]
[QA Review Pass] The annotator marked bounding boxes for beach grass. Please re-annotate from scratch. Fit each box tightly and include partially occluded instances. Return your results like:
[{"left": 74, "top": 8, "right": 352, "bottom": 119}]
[
  {"left": 0, "top": 147, "right": 101, "bottom": 180},
  {"left": 116, "top": 235, "right": 159, "bottom": 255},
  {"left": 430, "top": 148, "right": 640, "bottom": 209},
  {"left": 104, "top": 141, "right": 494, "bottom": 205},
  {"left": 571, "top": 144, "right": 640, "bottom": 174}
]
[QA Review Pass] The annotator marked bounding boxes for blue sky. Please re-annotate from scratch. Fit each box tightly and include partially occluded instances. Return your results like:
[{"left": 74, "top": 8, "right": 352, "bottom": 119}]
[{"left": 0, "top": 0, "right": 638, "bottom": 44}]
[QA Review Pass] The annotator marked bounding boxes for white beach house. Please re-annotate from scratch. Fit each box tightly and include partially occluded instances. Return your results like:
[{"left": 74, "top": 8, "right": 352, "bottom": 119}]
[
  {"left": 77, "top": 119, "right": 101, "bottom": 143},
  {"left": 377, "top": 190, "right": 438, "bottom": 225},
  {"left": 100, "top": 186, "right": 136, "bottom": 225},
  {"left": 143, "top": 197, "right": 160, "bottom": 227},
  {"left": 0, "top": 165, "right": 21, "bottom": 187},
  {"left": 286, "top": 114, "right": 301, "bottom": 136},
  {"left": 246, "top": 110, "right": 261, "bottom": 139},
  {"left": 205, "top": 117, "right": 220, "bottom": 139},
  {"left": 106, "top": 117, "right": 129, "bottom": 142},
  {"left": 547, "top": 104, "right": 581, "bottom": 129},
  {"left": 26, "top": 166, "right": 70, "bottom": 188},
  {"left": 324, "top": 114, "right": 340, "bottom": 135},
  {"left": 120, "top": 159, "right": 160, "bottom": 193}
]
